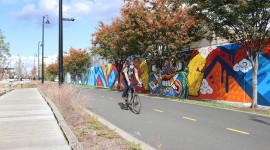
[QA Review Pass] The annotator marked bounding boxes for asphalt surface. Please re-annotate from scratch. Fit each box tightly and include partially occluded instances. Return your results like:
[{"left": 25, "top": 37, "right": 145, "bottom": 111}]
[{"left": 76, "top": 87, "right": 270, "bottom": 150}]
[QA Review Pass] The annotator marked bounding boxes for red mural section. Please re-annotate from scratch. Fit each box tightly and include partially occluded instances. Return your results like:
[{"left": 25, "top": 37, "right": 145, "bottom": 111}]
[{"left": 118, "top": 60, "right": 149, "bottom": 93}]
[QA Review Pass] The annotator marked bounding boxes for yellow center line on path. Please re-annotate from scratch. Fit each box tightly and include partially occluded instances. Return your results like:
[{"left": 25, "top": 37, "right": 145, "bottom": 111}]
[
  {"left": 226, "top": 128, "right": 250, "bottom": 135},
  {"left": 182, "top": 117, "right": 197, "bottom": 121},
  {"left": 154, "top": 109, "right": 164, "bottom": 113}
]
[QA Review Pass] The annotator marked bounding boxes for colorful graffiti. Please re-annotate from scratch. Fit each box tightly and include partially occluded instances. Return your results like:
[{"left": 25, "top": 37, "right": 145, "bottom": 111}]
[
  {"left": 81, "top": 64, "right": 118, "bottom": 88},
  {"left": 78, "top": 43, "right": 270, "bottom": 107},
  {"left": 81, "top": 62, "right": 149, "bottom": 93},
  {"left": 140, "top": 61, "right": 149, "bottom": 90},
  {"left": 147, "top": 43, "right": 270, "bottom": 106}
]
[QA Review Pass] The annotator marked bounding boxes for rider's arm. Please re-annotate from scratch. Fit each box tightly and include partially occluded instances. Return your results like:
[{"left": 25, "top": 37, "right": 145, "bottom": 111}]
[
  {"left": 124, "top": 71, "right": 130, "bottom": 85},
  {"left": 135, "top": 69, "right": 141, "bottom": 84}
]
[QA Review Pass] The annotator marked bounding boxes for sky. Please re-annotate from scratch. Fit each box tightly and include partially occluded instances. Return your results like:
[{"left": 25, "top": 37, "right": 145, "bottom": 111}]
[{"left": 0, "top": 0, "right": 123, "bottom": 73}]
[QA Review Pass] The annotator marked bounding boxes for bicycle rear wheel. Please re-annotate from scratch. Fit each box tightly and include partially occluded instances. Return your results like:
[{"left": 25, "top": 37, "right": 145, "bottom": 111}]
[{"left": 132, "top": 94, "right": 141, "bottom": 114}]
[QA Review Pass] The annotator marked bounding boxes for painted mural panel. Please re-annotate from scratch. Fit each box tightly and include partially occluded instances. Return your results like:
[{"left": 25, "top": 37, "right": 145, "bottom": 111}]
[
  {"left": 244, "top": 53, "right": 270, "bottom": 106},
  {"left": 147, "top": 43, "right": 270, "bottom": 106},
  {"left": 199, "top": 44, "right": 251, "bottom": 103},
  {"left": 148, "top": 54, "right": 189, "bottom": 98},
  {"left": 79, "top": 43, "right": 270, "bottom": 106},
  {"left": 81, "top": 64, "right": 119, "bottom": 88}
]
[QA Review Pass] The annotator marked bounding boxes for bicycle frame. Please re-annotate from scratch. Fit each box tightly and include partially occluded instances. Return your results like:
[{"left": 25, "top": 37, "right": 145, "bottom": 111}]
[
  {"left": 126, "top": 84, "right": 138, "bottom": 102},
  {"left": 125, "top": 84, "right": 141, "bottom": 114}
]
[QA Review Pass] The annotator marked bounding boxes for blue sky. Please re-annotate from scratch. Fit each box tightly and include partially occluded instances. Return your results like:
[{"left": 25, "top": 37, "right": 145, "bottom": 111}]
[{"left": 0, "top": 0, "right": 123, "bottom": 72}]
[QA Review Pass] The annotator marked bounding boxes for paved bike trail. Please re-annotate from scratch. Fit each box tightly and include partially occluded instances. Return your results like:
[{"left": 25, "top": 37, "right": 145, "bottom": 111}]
[{"left": 78, "top": 87, "right": 270, "bottom": 150}]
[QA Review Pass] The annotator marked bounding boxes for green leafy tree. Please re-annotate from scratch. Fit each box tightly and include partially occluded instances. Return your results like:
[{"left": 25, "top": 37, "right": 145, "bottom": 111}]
[
  {"left": 187, "top": 0, "right": 270, "bottom": 108},
  {"left": 64, "top": 47, "right": 91, "bottom": 80}
]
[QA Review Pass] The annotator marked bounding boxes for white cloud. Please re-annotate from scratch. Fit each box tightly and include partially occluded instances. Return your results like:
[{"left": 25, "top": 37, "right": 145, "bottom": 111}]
[
  {"left": 198, "top": 46, "right": 217, "bottom": 58},
  {"left": 200, "top": 79, "right": 213, "bottom": 94},
  {"left": 12, "top": 3, "right": 39, "bottom": 21},
  {"left": 233, "top": 58, "right": 252, "bottom": 73},
  {"left": 1, "top": 0, "right": 33, "bottom": 5},
  {"left": 11, "top": 55, "right": 57, "bottom": 75},
  {"left": 11, "top": 0, "right": 122, "bottom": 25},
  {"left": 1, "top": 0, "right": 17, "bottom": 4}
]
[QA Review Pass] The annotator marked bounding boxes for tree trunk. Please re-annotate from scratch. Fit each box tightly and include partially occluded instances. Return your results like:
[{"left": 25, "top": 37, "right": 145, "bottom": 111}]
[
  {"left": 117, "top": 67, "right": 121, "bottom": 90},
  {"left": 251, "top": 54, "right": 259, "bottom": 108},
  {"left": 159, "top": 69, "right": 163, "bottom": 96}
]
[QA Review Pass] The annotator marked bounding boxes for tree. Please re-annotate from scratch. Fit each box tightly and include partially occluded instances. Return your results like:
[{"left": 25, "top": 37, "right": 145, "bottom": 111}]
[
  {"left": 92, "top": 18, "right": 139, "bottom": 88},
  {"left": 14, "top": 56, "right": 26, "bottom": 80},
  {"left": 30, "top": 66, "right": 37, "bottom": 79},
  {"left": 0, "top": 30, "right": 10, "bottom": 78},
  {"left": 64, "top": 47, "right": 91, "bottom": 80},
  {"left": 121, "top": 0, "right": 206, "bottom": 93},
  {"left": 187, "top": 0, "right": 270, "bottom": 108},
  {"left": 121, "top": 0, "right": 205, "bottom": 59},
  {"left": 46, "top": 63, "right": 58, "bottom": 81},
  {"left": 92, "top": 0, "right": 206, "bottom": 90}
]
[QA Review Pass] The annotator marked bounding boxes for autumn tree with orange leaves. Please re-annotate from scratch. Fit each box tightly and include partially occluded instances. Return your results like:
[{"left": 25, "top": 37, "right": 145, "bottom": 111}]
[
  {"left": 93, "top": 0, "right": 206, "bottom": 67},
  {"left": 92, "top": 0, "right": 206, "bottom": 90},
  {"left": 91, "top": 17, "right": 139, "bottom": 88},
  {"left": 30, "top": 66, "right": 37, "bottom": 79},
  {"left": 64, "top": 47, "right": 91, "bottom": 80},
  {"left": 46, "top": 63, "right": 58, "bottom": 81},
  {"left": 123, "top": 0, "right": 206, "bottom": 65}
]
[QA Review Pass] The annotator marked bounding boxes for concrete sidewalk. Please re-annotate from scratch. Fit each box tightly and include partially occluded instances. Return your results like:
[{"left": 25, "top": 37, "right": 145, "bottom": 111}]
[{"left": 0, "top": 88, "right": 70, "bottom": 150}]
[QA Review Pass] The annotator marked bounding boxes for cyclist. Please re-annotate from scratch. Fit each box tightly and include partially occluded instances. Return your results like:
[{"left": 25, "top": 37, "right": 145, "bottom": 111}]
[{"left": 122, "top": 60, "right": 141, "bottom": 108}]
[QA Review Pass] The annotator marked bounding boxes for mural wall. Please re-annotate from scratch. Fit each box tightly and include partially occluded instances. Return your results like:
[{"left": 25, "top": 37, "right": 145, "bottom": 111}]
[
  {"left": 81, "top": 64, "right": 119, "bottom": 88},
  {"left": 148, "top": 43, "right": 270, "bottom": 106},
  {"left": 80, "top": 43, "right": 270, "bottom": 107}
]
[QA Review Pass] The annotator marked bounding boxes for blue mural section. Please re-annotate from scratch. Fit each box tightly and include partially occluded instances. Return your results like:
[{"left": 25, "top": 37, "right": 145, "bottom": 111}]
[
  {"left": 81, "top": 65, "right": 119, "bottom": 88},
  {"left": 245, "top": 54, "right": 270, "bottom": 106}
]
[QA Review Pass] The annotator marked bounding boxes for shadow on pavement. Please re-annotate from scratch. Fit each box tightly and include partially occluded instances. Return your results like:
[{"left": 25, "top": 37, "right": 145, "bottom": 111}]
[
  {"left": 250, "top": 115, "right": 270, "bottom": 126},
  {"left": 118, "top": 102, "right": 129, "bottom": 110}
]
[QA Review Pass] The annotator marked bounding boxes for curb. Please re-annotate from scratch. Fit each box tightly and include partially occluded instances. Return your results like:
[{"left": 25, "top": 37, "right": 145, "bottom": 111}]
[
  {"left": 38, "top": 89, "right": 83, "bottom": 150},
  {"left": 81, "top": 107, "right": 156, "bottom": 150}
]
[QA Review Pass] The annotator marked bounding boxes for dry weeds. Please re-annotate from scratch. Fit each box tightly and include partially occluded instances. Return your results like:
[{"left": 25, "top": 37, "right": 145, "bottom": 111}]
[{"left": 38, "top": 82, "right": 141, "bottom": 150}]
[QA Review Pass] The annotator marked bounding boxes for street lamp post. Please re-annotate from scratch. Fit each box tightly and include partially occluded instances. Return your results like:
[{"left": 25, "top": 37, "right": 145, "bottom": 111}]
[
  {"left": 59, "top": 0, "right": 75, "bottom": 85},
  {"left": 59, "top": 0, "right": 63, "bottom": 85},
  {"left": 37, "top": 41, "right": 41, "bottom": 80},
  {"left": 42, "top": 15, "right": 50, "bottom": 84}
]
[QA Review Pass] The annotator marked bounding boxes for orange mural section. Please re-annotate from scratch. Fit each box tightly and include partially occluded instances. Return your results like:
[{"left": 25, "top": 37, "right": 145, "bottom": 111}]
[
  {"left": 220, "top": 75, "right": 252, "bottom": 103},
  {"left": 192, "top": 62, "right": 252, "bottom": 103}
]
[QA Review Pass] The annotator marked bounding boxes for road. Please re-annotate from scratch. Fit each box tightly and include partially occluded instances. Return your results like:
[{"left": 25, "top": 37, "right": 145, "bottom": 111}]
[{"left": 77, "top": 87, "right": 270, "bottom": 150}]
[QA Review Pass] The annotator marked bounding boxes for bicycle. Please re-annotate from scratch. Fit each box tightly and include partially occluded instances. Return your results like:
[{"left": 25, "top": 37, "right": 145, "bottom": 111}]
[{"left": 124, "top": 84, "right": 141, "bottom": 114}]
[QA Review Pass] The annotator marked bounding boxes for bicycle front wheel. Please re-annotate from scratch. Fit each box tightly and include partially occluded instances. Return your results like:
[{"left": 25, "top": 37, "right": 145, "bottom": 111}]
[{"left": 132, "top": 94, "right": 141, "bottom": 114}]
